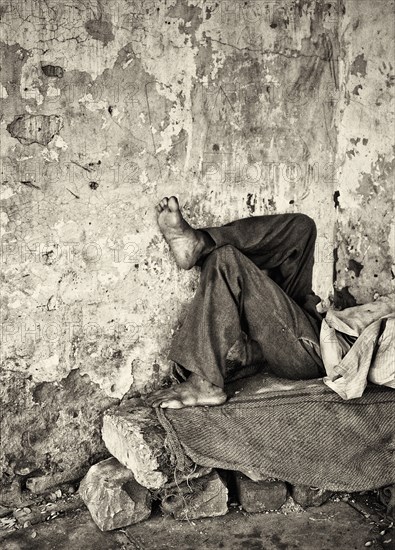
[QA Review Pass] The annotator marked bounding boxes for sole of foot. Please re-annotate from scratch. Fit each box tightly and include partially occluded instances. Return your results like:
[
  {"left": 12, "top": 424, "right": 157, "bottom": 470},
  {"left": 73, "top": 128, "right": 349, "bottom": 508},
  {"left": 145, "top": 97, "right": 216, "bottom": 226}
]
[{"left": 156, "top": 196, "right": 205, "bottom": 270}]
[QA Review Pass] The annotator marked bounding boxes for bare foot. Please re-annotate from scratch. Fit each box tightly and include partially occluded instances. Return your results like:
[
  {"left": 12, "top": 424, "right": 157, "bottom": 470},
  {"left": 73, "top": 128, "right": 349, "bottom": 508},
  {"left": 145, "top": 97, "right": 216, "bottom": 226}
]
[
  {"left": 156, "top": 196, "right": 206, "bottom": 270},
  {"left": 146, "top": 373, "right": 227, "bottom": 409}
]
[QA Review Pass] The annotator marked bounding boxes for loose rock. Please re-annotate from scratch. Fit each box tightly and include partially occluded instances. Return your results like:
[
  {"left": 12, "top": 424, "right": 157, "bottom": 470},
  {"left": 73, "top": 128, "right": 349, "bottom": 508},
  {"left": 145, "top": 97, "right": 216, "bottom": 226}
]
[
  {"left": 292, "top": 485, "right": 333, "bottom": 508},
  {"left": 235, "top": 473, "right": 288, "bottom": 512},
  {"left": 26, "top": 471, "right": 82, "bottom": 495},
  {"left": 79, "top": 457, "right": 151, "bottom": 531},
  {"left": 0, "top": 505, "right": 12, "bottom": 518},
  {"left": 102, "top": 406, "right": 172, "bottom": 489},
  {"left": 161, "top": 470, "right": 228, "bottom": 520}
]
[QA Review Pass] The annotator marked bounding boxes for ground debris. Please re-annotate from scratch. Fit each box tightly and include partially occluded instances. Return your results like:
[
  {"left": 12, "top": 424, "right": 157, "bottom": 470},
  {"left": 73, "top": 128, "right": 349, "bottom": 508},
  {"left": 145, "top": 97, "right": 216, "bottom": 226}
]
[
  {"left": 0, "top": 505, "right": 12, "bottom": 518},
  {"left": 160, "top": 470, "right": 228, "bottom": 520},
  {"left": 0, "top": 492, "right": 82, "bottom": 540},
  {"left": 79, "top": 457, "right": 151, "bottom": 531},
  {"left": 280, "top": 496, "right": 306, "bottom": 514}
]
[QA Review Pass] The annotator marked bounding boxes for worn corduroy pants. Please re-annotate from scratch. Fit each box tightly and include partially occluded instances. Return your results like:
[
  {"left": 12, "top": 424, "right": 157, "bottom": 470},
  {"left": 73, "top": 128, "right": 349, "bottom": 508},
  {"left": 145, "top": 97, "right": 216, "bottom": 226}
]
[{"left": 169, "top": 214, "right": 326, "bottom": 388}]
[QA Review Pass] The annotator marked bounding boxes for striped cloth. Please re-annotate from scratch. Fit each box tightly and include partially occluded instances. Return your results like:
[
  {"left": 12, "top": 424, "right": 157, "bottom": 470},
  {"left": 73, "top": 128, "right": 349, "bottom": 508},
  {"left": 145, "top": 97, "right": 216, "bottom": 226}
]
[
  {"left": 320, "top": 295, "right": 395, "bottom": 400},
  {"left": 161, "top": 375, "right": 395, "bottom": 491}
]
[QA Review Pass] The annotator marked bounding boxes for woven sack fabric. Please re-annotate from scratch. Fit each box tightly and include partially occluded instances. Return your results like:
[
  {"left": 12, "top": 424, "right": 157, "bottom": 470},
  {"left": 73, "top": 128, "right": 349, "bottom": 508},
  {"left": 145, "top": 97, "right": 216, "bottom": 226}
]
[{"left": 161, "top": 377, "right": 395, "bottom": 492}]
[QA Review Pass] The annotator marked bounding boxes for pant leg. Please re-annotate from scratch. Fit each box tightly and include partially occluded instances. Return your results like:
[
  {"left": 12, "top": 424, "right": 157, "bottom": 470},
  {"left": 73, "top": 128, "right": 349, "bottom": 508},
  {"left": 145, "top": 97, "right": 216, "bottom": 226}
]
[
  {"left": 200, "top": 213, "right": 321, "bottom": 323},
  {"left": 169, "top": 245, "right": 324, "bottom": 388}
]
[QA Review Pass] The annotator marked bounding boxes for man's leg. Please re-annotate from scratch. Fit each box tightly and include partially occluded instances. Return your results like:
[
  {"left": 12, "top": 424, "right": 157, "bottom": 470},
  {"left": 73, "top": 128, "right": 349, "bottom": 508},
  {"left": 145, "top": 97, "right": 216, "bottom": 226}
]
[
  {"left": 199, "top": 211, "right": 321, "bottom": 317},
  {"left": 169, "top": 245, "right": 323, "bottom": 387},
  {"left": 155, "top": 196, "right": 320, "bottom": 318},
  {"left": 148, "top": 196, "right": 323, "bottom": 408},
  {"left": 147, "top": 245, "right": 324, "bottom": 408}
]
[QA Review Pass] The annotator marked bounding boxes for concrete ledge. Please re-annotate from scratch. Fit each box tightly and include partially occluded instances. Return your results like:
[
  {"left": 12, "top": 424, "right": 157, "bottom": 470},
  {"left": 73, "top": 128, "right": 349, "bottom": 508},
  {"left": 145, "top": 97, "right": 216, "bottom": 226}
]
[{"left": 102, "top": 406, "right": 172, "bottom": 490}]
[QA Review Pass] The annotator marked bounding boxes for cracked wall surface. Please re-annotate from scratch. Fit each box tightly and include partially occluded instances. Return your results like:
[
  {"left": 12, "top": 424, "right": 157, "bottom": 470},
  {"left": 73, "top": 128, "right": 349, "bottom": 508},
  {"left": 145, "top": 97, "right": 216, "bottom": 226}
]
[
  {"left": 0, "top": 0, "right": 393, "bottom": 503},
  {"left": 334, "top": 0, "right": 394, "bottom": 307}
]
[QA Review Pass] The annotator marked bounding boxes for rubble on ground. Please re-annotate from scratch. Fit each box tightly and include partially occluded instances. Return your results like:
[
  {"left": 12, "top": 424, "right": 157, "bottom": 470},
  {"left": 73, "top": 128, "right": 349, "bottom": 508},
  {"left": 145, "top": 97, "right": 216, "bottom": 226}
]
[
  {"left": 235, "top": 473, "right": 288, "bottom": 512},
  {"left": 160, "top": 470, "right": 228, "bottom": 520},
  {"left": 292, "top": 485, "right": 333, "bottom": 507},
  {"left": 79, "top": 457, "right": 151, "bottom": 531}
]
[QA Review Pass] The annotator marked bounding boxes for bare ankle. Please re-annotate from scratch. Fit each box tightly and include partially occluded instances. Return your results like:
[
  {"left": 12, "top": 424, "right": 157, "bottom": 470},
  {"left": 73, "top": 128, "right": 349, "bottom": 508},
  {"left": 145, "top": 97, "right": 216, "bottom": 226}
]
[
  {"left": 196, "top": 230, "right": 215, "bottom": 262},
  {"left": 189, "top": 373, "right": 221, "bottom": 391}
]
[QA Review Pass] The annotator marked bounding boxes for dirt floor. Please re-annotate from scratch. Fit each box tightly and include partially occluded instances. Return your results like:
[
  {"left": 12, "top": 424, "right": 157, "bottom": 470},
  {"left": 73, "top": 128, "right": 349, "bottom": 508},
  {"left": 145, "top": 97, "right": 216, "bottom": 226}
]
[{"left": 1, "top": 493, "right": 393, "bottom": 550}]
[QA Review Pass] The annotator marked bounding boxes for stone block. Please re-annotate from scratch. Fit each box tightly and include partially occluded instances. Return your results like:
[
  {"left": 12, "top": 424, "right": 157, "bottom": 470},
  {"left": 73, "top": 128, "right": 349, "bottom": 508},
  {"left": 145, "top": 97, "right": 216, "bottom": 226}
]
[
  {"left": 102, "top": 406, "right": 172, "bottom": 490},
  {"left": 79, "top": 457, "right": 151, "bottom": 531},
  {"left": 292, "top": 485, "right": 333, "bottom": 508},
  {"left": 26, "top": 470, "right": 83, "bottom": 494},
  {"left": 161, "top": 470, "right": 228, "bottom": 520},
  {"left": 0, "top": 505, "right": 12, "bottom": 518},
  {"left": 379, "top": 484, "right": 395, "bottom": 518},
  {"left": 0, "top": 480, "right": 22, "bottom": 507},
  {"left": 235, "top": 473, "right": 288, "bottom": 512},
  {"left": 102, "top": 404, "right": 212, "bottom": 490}
]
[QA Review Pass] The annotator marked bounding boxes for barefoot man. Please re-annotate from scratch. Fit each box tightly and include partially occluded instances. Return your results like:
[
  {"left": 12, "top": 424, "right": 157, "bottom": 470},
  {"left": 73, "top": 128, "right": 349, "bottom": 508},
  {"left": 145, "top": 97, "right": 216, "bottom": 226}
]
[{"left": 147, "top": 196, "right": 325, "bottom": 409}]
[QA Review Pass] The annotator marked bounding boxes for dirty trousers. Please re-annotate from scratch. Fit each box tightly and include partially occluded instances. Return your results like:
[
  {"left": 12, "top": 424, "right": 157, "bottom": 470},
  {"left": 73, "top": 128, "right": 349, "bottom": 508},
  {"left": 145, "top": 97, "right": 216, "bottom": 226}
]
[{"left": 169, "top": 213, "right": 326, "bottom": 388}]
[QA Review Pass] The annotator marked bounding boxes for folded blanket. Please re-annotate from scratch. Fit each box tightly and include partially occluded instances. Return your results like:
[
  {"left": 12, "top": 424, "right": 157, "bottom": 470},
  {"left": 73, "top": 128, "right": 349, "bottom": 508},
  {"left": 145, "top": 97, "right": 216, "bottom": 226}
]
[{"left": 158, "top": 374, "right": 395, "bottom": 492}]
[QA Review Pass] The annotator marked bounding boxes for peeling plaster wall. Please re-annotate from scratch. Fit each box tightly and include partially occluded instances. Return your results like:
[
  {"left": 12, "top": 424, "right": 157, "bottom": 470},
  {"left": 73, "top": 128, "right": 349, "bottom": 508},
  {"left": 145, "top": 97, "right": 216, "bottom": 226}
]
[
  {"left": 334, "top": 0, "right": 395, "bottom": 307},
  {"left": 0, "top": 0, "right": 392, "bottom": 502}
]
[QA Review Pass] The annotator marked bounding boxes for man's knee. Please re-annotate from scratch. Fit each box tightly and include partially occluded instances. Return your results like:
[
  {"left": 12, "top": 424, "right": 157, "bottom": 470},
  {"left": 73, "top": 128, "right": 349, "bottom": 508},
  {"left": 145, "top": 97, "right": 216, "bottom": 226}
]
[{"left": 293, "top": 214, "right": 317, "bottom": 241}]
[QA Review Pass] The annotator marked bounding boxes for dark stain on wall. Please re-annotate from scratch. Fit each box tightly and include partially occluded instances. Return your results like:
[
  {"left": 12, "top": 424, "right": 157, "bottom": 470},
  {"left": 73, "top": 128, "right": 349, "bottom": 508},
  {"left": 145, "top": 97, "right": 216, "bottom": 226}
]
[
  {"left": 7, "top": 114, "right": 64, "bottom": 146},
  {"left": 0, "top": 43, "right": 29, "bottom": 102},
  {"left": 348, "top": 258, "right": 364, "bottom": 277},
  {"left": 333, "top": 247, "right": 338, "bottom": 289},
  {"left": 333, "top": 285, "right": 357, "bottom": 310},
  {"left": 85, "top": 19, "right": 115, "bottom": 46},
  {"left": 350, "top": 53, "right": 367, "bottom": 77},
  {"left": 352, "top": 84, "right": 362, "bottom": 95},
  {"left": 246, "top": 193, "right": 256, "bottom": 214},
  {"left": 167, "top": 0, "right": 202, "bottom": 25},
  {"left": 41, "top": 65, "right": 64, "bottom": 78}
]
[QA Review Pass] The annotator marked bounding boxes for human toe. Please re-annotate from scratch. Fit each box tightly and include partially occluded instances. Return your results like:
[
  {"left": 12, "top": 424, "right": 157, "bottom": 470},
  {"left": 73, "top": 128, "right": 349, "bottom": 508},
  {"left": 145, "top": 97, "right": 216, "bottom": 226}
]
[
  {"left": 145, "top": 389, "right": 167, "bottom": 405},
  {"left": 160, "top": 197, "right": 169, "bottom": 208},
  {"left": 160, "top": 398, "right": 185, "bottom": 409},
  {"left": 167, "top": 196, "right": 179, "bottom": 211}
]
